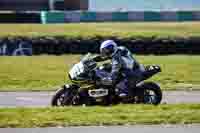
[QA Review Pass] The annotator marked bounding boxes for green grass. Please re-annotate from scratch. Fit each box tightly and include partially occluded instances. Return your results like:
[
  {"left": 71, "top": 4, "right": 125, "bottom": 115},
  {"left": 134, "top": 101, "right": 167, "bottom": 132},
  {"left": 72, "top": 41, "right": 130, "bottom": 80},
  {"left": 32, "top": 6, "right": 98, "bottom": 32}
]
[
  {"left": 0, "top": 104, "right": 200, "bottom": 127},
  {"left": 0, "top": 55, "right": 199, "bottom": 91},
  {"left": 0, "top": 22, "right": 200, "bottom": 38}
]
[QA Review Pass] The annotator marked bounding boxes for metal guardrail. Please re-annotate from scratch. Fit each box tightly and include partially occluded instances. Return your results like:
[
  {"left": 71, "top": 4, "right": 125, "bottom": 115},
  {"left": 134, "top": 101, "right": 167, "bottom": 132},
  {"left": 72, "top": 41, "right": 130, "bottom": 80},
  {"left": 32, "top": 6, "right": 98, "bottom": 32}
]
[{"left": 0, "top": 11, "right": 199, "bottom": 23}]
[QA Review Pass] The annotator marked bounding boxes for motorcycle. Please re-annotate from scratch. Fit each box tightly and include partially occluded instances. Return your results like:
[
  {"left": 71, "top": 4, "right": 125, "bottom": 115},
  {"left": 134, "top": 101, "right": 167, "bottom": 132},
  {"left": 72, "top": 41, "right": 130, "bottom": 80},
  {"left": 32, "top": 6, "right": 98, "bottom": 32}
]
[{"left": 51, "top": 53, "right": 162, "bottom": 106}]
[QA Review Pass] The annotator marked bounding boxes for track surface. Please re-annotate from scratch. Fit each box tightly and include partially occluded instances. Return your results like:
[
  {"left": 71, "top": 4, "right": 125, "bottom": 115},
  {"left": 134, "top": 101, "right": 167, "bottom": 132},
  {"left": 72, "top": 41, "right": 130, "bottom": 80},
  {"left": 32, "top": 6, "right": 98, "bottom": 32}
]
[
  {"left": 0, "top": 125, "right": 200, "bottom": 133},
  {"left": 0, "top": 91, "right": 200, "bottom": 107}
]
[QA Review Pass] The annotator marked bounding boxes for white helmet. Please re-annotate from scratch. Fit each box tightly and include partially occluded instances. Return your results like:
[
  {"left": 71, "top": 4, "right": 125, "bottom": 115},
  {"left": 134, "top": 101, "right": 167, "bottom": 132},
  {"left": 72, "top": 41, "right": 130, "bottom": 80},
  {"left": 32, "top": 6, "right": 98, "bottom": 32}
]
[{"left": 100, "top": 40, "right": 118, "bottom": 57}]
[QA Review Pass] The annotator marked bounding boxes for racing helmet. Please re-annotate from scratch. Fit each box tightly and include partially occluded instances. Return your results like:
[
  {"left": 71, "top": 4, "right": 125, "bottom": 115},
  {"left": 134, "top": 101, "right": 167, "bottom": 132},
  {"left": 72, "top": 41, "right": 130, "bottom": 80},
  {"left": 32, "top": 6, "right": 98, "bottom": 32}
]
[{"left": 100, "top": 40, "right": 118, "bottom": 57}]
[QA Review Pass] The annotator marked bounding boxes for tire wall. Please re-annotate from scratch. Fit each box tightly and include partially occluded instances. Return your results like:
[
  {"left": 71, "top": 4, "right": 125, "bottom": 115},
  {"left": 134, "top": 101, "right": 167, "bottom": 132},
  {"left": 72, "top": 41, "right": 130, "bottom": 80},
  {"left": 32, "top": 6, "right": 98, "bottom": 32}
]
[
  {"left": 0, "top": 36, "right": 200, "bottom": 55},
  {"left": 0, "top": 12, "right": 41, "bottom": 23}
]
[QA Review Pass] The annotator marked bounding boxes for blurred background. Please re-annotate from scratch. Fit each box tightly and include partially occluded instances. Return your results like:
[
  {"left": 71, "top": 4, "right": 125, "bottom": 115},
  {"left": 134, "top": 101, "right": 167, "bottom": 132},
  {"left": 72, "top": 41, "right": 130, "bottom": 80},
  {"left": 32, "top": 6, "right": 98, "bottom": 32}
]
[{"left": 0, "top": 0, "right": 199, "bottom": 11}]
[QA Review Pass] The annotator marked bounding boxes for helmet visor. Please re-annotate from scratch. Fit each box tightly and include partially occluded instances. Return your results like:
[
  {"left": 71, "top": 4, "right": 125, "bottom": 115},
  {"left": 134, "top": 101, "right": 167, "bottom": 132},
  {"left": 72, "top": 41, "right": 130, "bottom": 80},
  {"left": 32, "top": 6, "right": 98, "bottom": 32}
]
[{"left": 101, "top": 48, "right": 111, "bottom": 57}]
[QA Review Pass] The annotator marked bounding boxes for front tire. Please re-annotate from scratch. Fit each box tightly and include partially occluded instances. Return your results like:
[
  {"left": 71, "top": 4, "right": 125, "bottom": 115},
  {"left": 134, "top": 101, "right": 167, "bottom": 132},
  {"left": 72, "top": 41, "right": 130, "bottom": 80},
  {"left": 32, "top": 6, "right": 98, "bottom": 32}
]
[{"left": 51, "top": 85, "right": 78, "bottom": 106}]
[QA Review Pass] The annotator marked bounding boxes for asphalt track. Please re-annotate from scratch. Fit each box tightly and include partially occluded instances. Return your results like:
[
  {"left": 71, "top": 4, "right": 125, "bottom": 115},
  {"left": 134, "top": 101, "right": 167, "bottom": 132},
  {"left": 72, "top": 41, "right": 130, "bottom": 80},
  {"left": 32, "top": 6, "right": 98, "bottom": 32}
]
[
  {"left": 0, "top": 125, "right": 200, "bottom": 133},
  {"left": 0, "top": 91, "right": 200, "bottom": 107}
]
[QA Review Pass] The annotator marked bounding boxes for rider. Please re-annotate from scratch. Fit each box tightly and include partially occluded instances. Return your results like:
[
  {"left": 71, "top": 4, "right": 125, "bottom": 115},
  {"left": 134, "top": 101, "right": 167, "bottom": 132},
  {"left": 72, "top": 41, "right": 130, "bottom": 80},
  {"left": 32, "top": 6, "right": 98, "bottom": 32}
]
[{"left": 93, "top": 40, "right": 144, "bottom": 98}]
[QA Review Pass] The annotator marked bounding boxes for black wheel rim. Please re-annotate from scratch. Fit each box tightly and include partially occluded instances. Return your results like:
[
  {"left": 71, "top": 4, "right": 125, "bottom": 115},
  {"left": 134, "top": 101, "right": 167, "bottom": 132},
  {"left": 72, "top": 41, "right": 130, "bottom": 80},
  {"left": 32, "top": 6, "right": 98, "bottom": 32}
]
[
  {"left": 57, "top": 90, "right": 73, "bottom": 106},
  {"left": 57, "top": 93, "right": 67, "bottom": 106},
  {"left": 144, "top": 90, "right": 158, "bottom": 104}
]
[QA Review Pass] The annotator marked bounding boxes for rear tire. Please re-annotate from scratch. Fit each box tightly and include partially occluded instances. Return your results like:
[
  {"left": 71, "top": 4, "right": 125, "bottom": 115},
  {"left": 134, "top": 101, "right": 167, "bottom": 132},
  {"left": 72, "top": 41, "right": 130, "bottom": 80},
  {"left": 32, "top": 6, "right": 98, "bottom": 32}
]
[{"left": 139, "top": 82, "right": 162, "bottom": 105}]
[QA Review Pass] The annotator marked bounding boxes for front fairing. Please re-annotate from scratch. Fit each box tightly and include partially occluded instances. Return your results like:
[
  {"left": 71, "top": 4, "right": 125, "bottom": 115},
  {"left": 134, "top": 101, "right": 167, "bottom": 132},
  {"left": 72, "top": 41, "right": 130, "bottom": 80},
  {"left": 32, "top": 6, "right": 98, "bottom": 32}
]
[{"left": 68, "top": 53, "right": 96, "bottom": 84}]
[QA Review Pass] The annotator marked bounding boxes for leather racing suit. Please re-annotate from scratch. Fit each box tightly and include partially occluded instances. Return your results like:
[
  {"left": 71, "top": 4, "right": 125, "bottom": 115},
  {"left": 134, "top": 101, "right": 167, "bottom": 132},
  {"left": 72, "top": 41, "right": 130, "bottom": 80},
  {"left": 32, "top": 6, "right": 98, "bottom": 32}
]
[{"left": 94, "top": 46, "right": 144, "bottom": 96}]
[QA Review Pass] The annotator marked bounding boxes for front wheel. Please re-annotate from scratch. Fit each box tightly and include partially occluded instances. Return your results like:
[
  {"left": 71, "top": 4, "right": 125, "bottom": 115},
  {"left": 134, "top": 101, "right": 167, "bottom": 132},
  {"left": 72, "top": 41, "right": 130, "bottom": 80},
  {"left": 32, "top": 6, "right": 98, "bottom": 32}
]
[
  {"left": 51, "top": 85, "right": 79, "bottom": 106},
  {"left": 139, "top": 82, "right": 162, "bottom": 105}
]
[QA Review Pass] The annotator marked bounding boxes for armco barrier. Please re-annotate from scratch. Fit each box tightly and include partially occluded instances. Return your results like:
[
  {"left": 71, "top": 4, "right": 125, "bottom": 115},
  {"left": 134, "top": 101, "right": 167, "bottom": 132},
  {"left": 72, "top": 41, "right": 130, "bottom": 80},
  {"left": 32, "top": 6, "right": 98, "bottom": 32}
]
[
  {"left": 144, "top": 12, "right": 161, "bottom": 21},
  {"left": 80, "top": 12, "right": 97, "bottom": 22},
  {"left": 95, "top": 12, "right": 113, "bottom": 22},
  {"left": 112, "top": 12, "right": 129, "bottom": 21},
  {"left": 177, "top": 11, "right": 194, "bottom": 21},
  {"left": 41, "top": 11, "right": 200, "bottom": 23},
  {"left": 0, "top": 11, "right": 199, "bottom": 23},
  {"left": 41, "top": 11, "right": 65, "bottom": 24},
  {"left": 65, "top": 11, "right": 81, "bottom": 22},
  {"left": 193, "top": 12, "right": 200, "bottom": 20},
  {"left": 160, "top": 12, "right": 178, "bottom": 21},
  {"left": 128, "top": 12, "right": 144, "bottom": 21}
]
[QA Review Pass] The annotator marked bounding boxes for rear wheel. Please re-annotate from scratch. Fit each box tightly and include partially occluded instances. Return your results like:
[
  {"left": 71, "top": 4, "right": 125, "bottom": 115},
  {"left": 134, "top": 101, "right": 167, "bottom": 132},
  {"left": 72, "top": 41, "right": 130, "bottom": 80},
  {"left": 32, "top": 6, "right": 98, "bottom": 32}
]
[{"left": 139, "top": 82, "right": 162, "bottom": 105}]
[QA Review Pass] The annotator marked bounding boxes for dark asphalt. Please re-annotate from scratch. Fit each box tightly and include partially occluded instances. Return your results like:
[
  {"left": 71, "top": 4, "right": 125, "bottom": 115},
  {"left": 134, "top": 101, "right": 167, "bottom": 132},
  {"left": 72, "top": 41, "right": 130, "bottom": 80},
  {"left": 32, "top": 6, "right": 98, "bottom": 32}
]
[
  {"left": 0, "top": 125, "right": 200, "bottom": 133},
  {"left": 0, "top": 91, "right": 200, "bottom": 107}
]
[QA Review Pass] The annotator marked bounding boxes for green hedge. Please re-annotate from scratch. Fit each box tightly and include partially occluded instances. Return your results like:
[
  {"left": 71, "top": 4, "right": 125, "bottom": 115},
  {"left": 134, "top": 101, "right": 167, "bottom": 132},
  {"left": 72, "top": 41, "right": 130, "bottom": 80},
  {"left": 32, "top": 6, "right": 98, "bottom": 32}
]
[{"left": 1, "top": 36, "right": 200, "bottom": 55}]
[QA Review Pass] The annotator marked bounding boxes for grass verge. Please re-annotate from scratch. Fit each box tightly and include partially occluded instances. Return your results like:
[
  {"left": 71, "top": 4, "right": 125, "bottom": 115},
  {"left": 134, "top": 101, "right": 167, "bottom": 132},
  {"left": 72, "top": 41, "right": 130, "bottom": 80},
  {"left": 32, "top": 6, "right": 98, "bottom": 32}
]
[
  {"left": 0, "top": 22, "right": 200, "bottom": 38},
  {"left": 0, "top": 55, "right": 199, "bottom": 91},
  {"left": 0, "top": 104, "right": 200, "bottom": 127}
]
